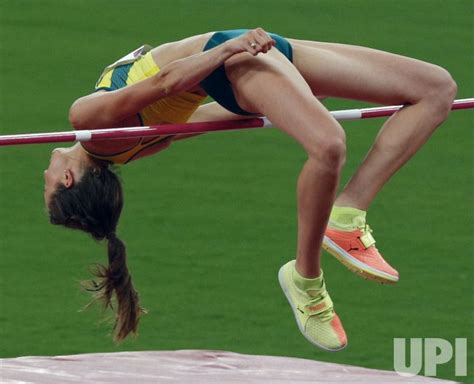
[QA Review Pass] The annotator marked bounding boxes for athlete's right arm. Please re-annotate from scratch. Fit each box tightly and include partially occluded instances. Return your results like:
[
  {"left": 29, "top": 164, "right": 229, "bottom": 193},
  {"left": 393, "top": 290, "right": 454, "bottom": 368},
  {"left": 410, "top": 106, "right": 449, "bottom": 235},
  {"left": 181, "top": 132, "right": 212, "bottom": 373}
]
[{"left": 69, "top": 28, "right": 275, "bottom": 131}]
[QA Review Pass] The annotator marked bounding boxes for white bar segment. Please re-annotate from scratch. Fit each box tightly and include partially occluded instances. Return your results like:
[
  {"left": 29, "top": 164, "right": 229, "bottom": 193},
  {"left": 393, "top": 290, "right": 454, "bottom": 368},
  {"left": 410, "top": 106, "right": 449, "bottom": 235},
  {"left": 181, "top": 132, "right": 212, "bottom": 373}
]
[
  {"left": 330, "top": 109, "right": 363, "bottom": 121},
  {"left": 262, "top": 117, "right": 273, "bottom": 127},
  {"left": 75, "top": 130, "right": 92, "bottom": 142}
]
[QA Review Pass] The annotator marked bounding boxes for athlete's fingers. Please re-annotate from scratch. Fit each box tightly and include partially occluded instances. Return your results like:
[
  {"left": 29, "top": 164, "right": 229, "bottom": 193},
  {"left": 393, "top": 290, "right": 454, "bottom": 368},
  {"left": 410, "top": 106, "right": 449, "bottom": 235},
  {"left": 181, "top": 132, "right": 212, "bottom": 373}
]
[
  {"left": 250, "top": 36, "right": 273, "bottom": 55},
  {"left": 248, "top": 41, "right": 259, "bottom": 56},
  {"left": 237, "top": 30, "right": 258, "bottom": 55},
  {"left": 254, "top": 28, "right": 275, "bottom": 53},
  {"left": 257, "top": 35, "right": 272, "bottom": 53},
  {"left": 253, "top": 36, "right": 267, "bottom": 53},
  {"left": 237, "top": 28, "right": 275, "bottom": 56},
  {"left": 244, "top": 30, "right": 261, "bottom": 55},
  {"left": 249, "top": 35, "right": 264, "bottom": 55},
  {"left": 250, "top": 31, "right": 266, "bottom": 53}
]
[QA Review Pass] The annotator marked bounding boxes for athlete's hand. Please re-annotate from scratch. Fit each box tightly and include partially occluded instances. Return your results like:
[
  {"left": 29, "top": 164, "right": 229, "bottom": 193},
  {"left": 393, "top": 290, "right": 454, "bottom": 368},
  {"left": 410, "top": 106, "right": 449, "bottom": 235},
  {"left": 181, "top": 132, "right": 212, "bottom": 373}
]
[{"left": 227, "top": 28, "right": 276, "bottom": 56}]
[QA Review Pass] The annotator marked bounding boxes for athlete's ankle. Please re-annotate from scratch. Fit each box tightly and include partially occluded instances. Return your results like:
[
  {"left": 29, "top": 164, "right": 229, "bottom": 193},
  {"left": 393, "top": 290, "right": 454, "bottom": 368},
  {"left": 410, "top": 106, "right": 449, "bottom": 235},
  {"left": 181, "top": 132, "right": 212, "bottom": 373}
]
[
  {"left": 329, "top": 205, "right": 367, "bottom": 231},
  {"left": 334, "top": 194, "right": 369, "bottom": 211},
  {"left": 294, "top": 260, "right": 321, "bottom": 281},
  {"left": 292, "top": 263, "right": 324, "bottom": 292}
]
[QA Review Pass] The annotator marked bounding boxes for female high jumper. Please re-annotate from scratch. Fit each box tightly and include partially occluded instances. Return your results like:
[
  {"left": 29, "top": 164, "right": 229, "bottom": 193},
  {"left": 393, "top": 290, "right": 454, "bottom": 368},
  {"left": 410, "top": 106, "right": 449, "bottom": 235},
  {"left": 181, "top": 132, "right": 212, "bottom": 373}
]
[{"left": 44, "top": 28, "right": 456, "bottom": 351}]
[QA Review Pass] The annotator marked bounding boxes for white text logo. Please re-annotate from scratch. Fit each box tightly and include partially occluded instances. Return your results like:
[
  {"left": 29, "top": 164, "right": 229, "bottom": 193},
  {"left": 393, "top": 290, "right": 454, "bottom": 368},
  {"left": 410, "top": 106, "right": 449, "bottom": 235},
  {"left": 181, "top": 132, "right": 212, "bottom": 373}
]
[{"left": 393, "top": 338, "right": 467, "bottom": 377}]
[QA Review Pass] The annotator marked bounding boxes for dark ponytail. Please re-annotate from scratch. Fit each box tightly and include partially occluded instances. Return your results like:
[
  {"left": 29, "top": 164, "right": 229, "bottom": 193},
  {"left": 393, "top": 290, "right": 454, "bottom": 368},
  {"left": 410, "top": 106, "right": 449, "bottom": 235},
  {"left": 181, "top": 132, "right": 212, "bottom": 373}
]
[{"left": 48, "top": 165, "right": 145, "bottom": 341}]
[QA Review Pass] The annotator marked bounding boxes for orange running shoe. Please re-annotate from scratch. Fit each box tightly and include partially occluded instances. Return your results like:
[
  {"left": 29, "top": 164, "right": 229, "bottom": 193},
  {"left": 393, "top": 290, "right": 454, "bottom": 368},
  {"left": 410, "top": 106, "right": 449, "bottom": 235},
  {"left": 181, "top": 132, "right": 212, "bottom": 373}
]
[{"left": 323, "top": 218, "right": 399, "bottom": 284}]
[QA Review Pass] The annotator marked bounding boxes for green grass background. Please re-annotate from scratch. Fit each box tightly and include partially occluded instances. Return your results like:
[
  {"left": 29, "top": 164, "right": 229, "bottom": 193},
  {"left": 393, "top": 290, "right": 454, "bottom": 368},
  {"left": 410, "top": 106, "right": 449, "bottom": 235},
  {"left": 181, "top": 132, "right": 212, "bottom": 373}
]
[{"left": 0, "top": 0, "right": 472, "bottom": 382}]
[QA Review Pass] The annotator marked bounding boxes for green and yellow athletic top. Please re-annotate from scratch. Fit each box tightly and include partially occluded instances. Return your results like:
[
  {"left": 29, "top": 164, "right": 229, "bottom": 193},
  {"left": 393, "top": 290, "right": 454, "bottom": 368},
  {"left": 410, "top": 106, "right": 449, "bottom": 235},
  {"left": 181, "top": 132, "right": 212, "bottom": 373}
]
[{"left": 85, "top": 46, "right": 206, "bottom": 164}]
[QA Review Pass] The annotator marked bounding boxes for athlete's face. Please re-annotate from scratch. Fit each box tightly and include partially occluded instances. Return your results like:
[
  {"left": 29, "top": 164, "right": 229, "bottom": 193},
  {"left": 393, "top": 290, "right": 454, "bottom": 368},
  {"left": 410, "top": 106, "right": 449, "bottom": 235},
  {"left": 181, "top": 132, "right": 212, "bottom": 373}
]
[
  {"left": 44, "top": 148, "right": 67, "bottom": 207},
  {"left": 43, "top": 147, "right": 85, "bottom": 208}
]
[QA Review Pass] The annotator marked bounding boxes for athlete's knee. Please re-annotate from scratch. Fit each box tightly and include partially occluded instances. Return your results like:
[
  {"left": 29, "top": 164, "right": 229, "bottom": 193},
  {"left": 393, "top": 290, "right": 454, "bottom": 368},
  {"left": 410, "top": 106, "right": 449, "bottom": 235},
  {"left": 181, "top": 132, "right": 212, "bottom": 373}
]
[
  {"left": 306, "top": 130, "right": 346, "bottom": 171},
  {"left": 426, "top": 66, "right": 457, "bottom": 101},
  {"left": 319, "top": 136, "right": 346, "bottom": 170},
  {"left": 421, "top": 65, "right": 457, "bottom": 121}
]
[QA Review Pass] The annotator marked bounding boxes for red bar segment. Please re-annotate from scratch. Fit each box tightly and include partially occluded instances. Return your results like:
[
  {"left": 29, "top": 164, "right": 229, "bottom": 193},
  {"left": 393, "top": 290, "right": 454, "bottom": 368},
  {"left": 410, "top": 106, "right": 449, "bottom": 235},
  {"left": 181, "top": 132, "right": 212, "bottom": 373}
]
[
  {"left": 452, "top": 98, "right": 474, "bottom": 110},
  {"left": 0, "top": 132, "right": 77, "bottom": 146}
]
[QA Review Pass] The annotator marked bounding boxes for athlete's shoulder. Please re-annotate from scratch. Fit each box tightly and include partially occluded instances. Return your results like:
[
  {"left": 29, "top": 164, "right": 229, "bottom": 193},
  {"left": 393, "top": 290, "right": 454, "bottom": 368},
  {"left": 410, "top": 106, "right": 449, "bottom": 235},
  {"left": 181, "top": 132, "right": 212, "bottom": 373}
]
[{"left": 95, "top": 45, "right": 153, "bottom": 90}]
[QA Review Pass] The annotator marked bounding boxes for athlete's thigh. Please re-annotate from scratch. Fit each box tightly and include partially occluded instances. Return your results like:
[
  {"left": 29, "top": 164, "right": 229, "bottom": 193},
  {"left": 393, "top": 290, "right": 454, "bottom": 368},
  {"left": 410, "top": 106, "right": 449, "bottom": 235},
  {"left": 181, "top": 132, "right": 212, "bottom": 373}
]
[
  {"left": 287, "top": 39, "right": 444, "bottom": 105},
  {"left": 224, "top": 50, "right": 344, "bottom": 149}
]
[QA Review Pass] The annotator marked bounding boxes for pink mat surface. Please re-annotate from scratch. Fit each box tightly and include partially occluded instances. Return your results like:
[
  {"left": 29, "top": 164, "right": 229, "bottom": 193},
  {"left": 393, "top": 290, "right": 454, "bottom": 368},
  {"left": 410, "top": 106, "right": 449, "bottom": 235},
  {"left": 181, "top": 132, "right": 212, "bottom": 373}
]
[{"left": 0, "top": 350, "right": 457, "bottom": 383}]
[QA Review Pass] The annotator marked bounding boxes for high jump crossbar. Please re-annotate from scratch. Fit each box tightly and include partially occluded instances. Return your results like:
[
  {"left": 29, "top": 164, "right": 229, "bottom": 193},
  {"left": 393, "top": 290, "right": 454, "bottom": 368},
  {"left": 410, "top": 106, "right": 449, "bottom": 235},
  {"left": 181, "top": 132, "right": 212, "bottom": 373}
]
[{"left": 0, "top": 98, "right": 473, "bottom": 146}]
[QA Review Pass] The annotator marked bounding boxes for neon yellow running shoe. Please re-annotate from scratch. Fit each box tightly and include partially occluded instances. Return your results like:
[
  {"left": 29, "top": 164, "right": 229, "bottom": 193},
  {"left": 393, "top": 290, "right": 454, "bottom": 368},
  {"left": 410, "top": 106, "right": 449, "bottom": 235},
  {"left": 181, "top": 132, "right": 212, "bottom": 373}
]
[{"left": 278, "top": 260, "right": 347, "bottom": 352}]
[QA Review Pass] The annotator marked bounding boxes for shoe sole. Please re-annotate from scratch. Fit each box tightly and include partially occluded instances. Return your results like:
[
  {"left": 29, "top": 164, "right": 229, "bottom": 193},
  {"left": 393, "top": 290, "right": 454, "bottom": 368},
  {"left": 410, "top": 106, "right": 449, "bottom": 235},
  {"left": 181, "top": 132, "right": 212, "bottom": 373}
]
[
  {"left": 278, "top": 265, "right": 347, "bottom": 352},
  {"left": 322, "top": 236, "right": 399, "bottom": 285}
]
